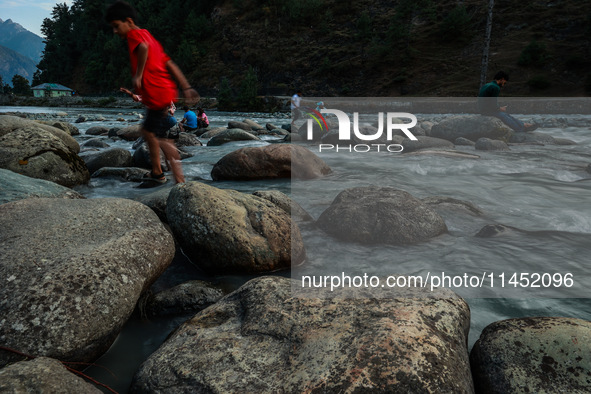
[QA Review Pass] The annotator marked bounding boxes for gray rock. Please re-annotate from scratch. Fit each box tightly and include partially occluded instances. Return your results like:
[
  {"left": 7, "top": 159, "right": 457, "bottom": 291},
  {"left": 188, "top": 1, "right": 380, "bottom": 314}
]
[
  {"left": 117, "top": 125, "right": 142, "bottom": 141},
  {"left": 211, "top": 144, "right": 332, "bottom": 180},
  {"left": 166, "top": 182, "right": 306, "bottom": 273},
  {"left": 175, "top": 132, "right": 203, "bottom": 147},
  {"left": 430, "top": 115, "right": 512, "bottom": 142},
  {"left": 0, "top": 122, "right": 89, "bottom": 187},
  {"left": 227, "top": 120, "right": 252, "bottom": 131},
  {"left": 199, "top": 127, "right": 226, "bottom": 139},
  {"left": 509, "top": 131, "right": 572, "bottom": 145},
  {"left": 131, "top": 276, "right": 473, "bottom": 393},
  {"left": 0, "top": 198, "right": 175, "bottom": 367},
  {"left": 269, "top": 128, "right": 289, "bottom": 136},
  {"left": 85, "top": 126, "right": 109, "bottom": 136},
  {"left": 81, "top": 147, "right": 133, "bottom": 174},
  {"left": 470, "top": 317, "right": 591, "bottom": 393},
  {"left": 135, "top": 187, "right": 172, "bottom": 223},
  {"left": 207, "top": 128, "right": 260, "bottom": 146},
  {"left": 252, "top": 190, "right": 314, "bottom": 222},
  {"left": 455, "top": 137, "right": 476, "bottom": 146},
  {"left": 266, "top": 122, "right": 279, "bottom": 131},
  {"left": 0, "top": 115, "right": 80, "bottom": 153},
  {"left": 401, "top": 136, "right": 455, "bottom": 152},
  {"left": 475, "top": 138, "right": 510, "bottom": 151},
  {"left": 554, "top": 138, "right": 577, "bottom": 145},
  {"left": 144, "top": 280, "right": 225, "bottom": 317},
  {"left": 132, "top": 143, "right": 169, "bottom": 171},
  {"left": 81, "top": 138, "right": 110, "bottom": 148},
  {"left": 243, "top": 119, "right": 264, "bottom": 130},
  {"left": 316, "top": 186, "right": 448, "bottom": 245},
  {"left": 38, "top": 121, "right": 80, "bottom": 136},
  {"left": 91, "top": 166, "right": 149, "bottom": 182},
  {"left": 0, "top": 169, "right": 84, "bottom": 205},
  {"left": 0, "top": 357, "right": 101, "bottom": 393}
]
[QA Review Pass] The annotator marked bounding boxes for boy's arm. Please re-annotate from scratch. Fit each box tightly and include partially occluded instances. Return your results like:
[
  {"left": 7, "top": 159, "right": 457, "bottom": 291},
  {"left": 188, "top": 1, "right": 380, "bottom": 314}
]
[
  {"left": 133, "top": 42, "right": 148, "bottom": 91},
  {"left": 166, "top": 60, "right": 200, "bottom": 105}
]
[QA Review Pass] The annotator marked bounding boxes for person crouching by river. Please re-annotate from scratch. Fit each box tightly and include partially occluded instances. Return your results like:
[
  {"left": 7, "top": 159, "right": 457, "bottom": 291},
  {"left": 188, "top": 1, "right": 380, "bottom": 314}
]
[
  {"left": 179, "top": 106, "right": 198, "bottom": 133},
  {"left": 197, "top": 107, "right": 209, "bottom": 130},
  {"left": 106, "top": 0, "right": 199, "bottom": 184}
]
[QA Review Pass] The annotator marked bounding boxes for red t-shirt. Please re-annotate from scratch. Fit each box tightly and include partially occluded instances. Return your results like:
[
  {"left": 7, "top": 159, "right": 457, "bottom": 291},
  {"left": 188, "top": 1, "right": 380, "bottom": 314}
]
[{"left": 127, "top": 29, "right": 177, "bottom": 110}]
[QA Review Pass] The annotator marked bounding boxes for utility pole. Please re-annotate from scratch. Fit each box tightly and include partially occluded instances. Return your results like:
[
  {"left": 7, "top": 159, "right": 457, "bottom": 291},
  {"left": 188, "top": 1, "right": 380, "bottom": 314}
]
[{"left": 480, "top": 0, "right": 495, "bottom": 88}]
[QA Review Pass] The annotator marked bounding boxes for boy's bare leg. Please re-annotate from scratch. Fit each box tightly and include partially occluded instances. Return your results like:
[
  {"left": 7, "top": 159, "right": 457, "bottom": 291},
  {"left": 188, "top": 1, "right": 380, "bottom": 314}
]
[
  {"left": 141, "top": 129, "right": 164, "bottom": 177},
  {"left": 159, "top": 138, "right": 185, "bottom": 183}
]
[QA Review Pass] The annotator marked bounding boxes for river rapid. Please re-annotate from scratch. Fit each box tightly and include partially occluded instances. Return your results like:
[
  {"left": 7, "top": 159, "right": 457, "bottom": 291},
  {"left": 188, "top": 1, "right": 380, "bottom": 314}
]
[{"left": 2, "top": 105, "right": 591, "bottom": 393}]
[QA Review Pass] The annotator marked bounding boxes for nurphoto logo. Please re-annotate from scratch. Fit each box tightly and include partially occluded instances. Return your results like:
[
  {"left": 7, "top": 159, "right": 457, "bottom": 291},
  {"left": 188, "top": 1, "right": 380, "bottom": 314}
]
[{"left": 304, "top": 108, "right": 418, "bottom": 153}]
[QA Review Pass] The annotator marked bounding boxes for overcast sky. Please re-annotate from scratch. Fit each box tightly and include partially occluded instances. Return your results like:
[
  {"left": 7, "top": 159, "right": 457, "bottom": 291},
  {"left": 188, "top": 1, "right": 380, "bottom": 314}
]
[{"left": 0, "top": 0, "right": 72, "bottom": 37}]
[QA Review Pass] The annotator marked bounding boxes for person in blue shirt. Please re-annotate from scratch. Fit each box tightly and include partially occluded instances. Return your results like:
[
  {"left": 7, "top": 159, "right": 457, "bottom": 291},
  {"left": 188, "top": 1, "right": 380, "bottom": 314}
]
[
  {"left": 179, "top": 105, "right": 198, "bottom": 132},
  {"left": 478, "top": 71, "right": 538, "bottom": 132}
]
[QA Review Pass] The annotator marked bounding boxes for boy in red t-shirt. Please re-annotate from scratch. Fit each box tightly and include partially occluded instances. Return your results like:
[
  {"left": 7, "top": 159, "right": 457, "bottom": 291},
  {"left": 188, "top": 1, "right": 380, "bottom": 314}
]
[{"left": 105, "top": 1, "right": 199, "bottom": 184}]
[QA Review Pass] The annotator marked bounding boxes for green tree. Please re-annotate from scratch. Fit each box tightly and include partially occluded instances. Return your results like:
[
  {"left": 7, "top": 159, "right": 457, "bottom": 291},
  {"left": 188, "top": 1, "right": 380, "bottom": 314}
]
[
  {"left": 218, "top": 76, "right": 234, "bottom": 109},
  {"left": 12, "top": 75, "right": 32, "bottom": 96},
  {"left": 238, "top": 66, "right": 259, "bottom": 110},
  {"left": 518, "top": 39, "right": 548, "bottom": 67},
  {"left": 438, "top": 5, "right": 474, "bottom": 43}
]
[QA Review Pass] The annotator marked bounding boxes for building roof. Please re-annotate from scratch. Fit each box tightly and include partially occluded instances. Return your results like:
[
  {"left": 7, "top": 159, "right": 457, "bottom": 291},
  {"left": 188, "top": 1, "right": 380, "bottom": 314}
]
[{"left": 32, "top": 83, "right": 73, "bottom": 91}]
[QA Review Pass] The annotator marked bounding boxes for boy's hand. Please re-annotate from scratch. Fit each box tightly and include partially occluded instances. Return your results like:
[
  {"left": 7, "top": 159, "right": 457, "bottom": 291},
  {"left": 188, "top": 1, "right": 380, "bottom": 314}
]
[{"left": 183, "top": 88, "right": 200, "bottom": 106}]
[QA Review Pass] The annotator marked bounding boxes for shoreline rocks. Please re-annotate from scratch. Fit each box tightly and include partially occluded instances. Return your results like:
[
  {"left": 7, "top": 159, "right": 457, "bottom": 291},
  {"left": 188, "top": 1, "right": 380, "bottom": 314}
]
[
  {"left": 166, "top": 182, "right": 306, "bottom": 273},
  {"left": 316, "top": 186, "right": 448, "bottom": 245},
  {"left": 211, "top": 144, "right": 332, "bottom": 180},
  {"left": 131, "top": 276, "right": 474, "bottom": 393},
  {"left": 0, "top": 198, "right": 175, "bottom": 367}
]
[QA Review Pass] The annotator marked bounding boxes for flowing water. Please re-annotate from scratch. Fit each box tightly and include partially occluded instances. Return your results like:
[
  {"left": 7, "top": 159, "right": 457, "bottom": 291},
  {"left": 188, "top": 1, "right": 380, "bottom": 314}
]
[{"left": 2, "top": 105, "right": 591, "bottom": 393}]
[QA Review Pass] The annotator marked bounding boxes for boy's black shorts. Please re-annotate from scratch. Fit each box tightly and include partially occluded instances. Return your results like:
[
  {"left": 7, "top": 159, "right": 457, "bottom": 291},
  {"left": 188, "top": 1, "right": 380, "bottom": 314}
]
[{"left": 144, "top": 108, "right": 177, "bottom": 138}]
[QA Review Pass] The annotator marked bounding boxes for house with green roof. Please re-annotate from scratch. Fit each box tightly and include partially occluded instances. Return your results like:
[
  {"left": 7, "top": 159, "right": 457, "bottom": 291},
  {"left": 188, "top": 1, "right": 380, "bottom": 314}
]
[{"left": 32, "top": 83, "right": 73, "bottom": 98}]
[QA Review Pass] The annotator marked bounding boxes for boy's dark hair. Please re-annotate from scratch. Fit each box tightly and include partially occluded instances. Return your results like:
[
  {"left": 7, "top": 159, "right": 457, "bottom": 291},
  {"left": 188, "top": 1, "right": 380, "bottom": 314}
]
[
  {"left": 494, "top": 71, "right": 509, "bottom": 81},
  {"left": 105, "top": 0, "right": 138, "bottom": 23}
]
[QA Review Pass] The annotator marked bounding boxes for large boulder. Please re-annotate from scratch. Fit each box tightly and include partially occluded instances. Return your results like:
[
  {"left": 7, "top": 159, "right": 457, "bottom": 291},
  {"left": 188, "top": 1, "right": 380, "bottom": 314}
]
[
  {"left": 206, "top": 128, "right": 260, "bottom": 146},
  {"left": 211, "top": 144, "right": 332, "bottom": 180},
  {"left": 0, "top": 119, "right": 89, "bottom": 187},
  {"left": 131, "top": 276, "right": 473, "bottom": 393},
  {"left": 0, "top": 115, "right": 80, "bottom": 153},
  {"left": 0, "top": 198, "right": 175, "bottom": 367},
  {"left": 0, "top": 357, "right": 101, "bottom": 393},
  {"left": 429, "top": 115, "right": 512, "bottom": 142},
  {"left": 0, "top": 169, "right": 84, "bottom": 204},
  {"left": 316, "top": 186, "right": 448, "bottom": 245},
  {"left": 166, "top": 182, "right": 306, "bottom": 273},
  {"left": 81, "top": 147, "right": 133, "bottom": 175},
  {"left": 470, "top": 317, "right": 591, "bottom": 393},
  {"left": 116, "top": 124, "right": 142, "bottom": 141},
  {"left": 37, "top": 120, "right": 80, "bottom": 136},
  {"left": 252, "top": 190, "right": 314, "bottom": 222}
]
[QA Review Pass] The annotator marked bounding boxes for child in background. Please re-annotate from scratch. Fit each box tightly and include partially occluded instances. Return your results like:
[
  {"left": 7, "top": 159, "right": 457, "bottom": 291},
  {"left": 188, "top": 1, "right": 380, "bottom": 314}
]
[
  {"left": 106, "top": 0, "right": 199, "bottom": 184},
  {"left": 197, "top": 107, "right": 209, "bottom": 129}
]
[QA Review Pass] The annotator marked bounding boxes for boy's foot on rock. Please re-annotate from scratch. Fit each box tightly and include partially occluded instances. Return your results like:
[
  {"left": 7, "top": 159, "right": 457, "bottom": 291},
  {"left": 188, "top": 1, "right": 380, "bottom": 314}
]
[{"left": 523, "top": 123, "right": 539, "bottom": 132}]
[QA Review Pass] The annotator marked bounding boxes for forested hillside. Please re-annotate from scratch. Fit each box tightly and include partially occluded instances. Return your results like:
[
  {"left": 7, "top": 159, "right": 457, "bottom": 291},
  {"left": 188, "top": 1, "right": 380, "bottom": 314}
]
[{"left": 35, "top": 0, "right": 591, "bottom": 99}]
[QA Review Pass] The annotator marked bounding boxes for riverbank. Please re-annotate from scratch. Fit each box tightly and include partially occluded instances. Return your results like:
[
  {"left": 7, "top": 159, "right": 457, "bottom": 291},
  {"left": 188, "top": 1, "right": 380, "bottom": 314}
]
[{"left": 0, "top": 94, "right": 292, "bottom": 113}]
